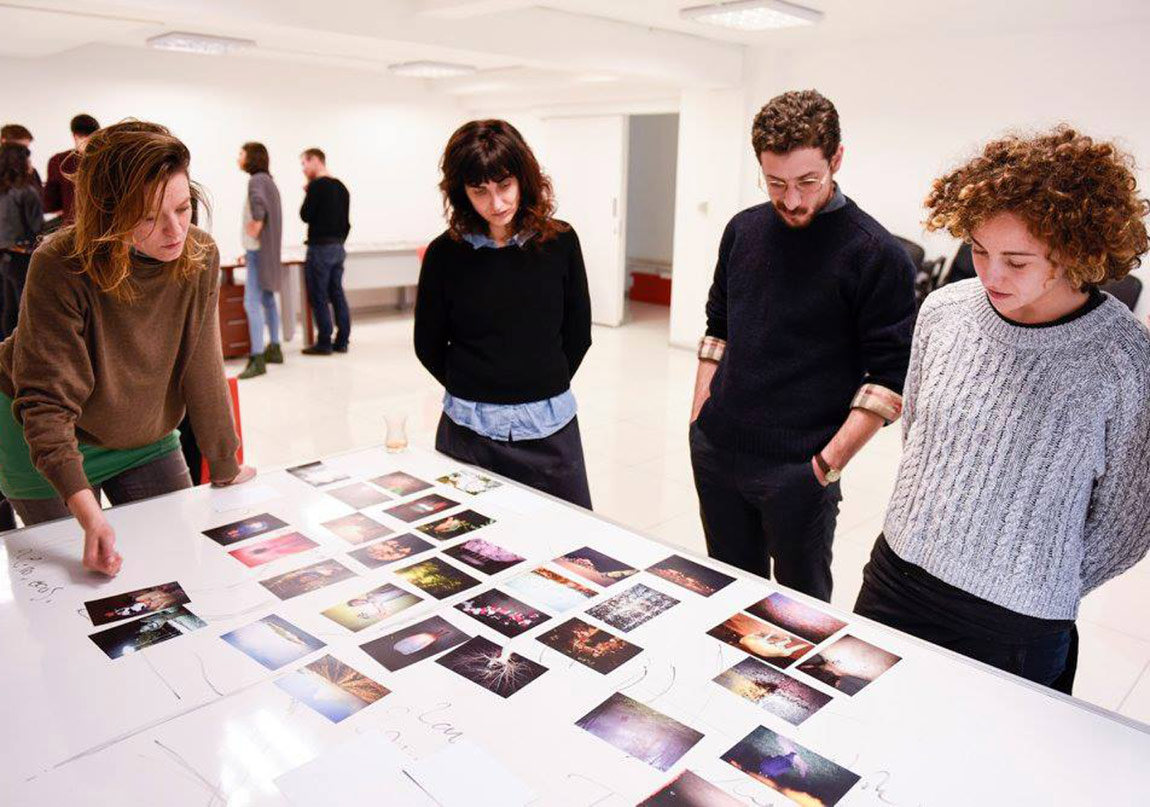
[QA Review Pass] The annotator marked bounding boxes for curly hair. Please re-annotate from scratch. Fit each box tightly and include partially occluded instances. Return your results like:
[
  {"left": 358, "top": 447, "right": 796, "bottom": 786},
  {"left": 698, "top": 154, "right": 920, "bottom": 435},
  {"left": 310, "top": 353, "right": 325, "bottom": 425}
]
[
  {"left": 926, "top": 126, "right": 1149, "bottom": 287},
  {"left": 751, "top": 89, "right": 840, "bottom": 160}
]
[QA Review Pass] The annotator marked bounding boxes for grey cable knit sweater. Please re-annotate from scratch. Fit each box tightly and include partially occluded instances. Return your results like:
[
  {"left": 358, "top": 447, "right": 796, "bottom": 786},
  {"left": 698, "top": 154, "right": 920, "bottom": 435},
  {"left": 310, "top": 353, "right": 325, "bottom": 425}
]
[{"left": 884, "top": 279, "right": 1150, "bottom": 620}]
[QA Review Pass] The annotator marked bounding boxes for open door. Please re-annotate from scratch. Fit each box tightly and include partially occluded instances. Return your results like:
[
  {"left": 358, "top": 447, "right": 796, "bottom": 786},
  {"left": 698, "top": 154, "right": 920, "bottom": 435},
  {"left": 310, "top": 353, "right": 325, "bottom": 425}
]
[{"left": 539, "top": 115, "right": 628, "bottom": 327}]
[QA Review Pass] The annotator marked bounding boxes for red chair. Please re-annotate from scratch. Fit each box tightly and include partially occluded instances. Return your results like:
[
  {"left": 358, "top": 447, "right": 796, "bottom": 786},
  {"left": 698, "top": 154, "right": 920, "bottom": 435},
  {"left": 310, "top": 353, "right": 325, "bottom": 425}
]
[{"left": 196, "top": 376, "right": 244, "bottom": 484}]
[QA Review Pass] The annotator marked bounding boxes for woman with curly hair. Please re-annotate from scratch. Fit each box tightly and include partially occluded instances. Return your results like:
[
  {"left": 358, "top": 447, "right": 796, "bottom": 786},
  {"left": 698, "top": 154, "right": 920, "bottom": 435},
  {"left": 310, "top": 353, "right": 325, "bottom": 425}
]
[
  {"left": 414, "top": 119, "right": 593, "bottom": 507},
  {"left": 854, "top": 127, "right": 1150, "bottom": 693}
]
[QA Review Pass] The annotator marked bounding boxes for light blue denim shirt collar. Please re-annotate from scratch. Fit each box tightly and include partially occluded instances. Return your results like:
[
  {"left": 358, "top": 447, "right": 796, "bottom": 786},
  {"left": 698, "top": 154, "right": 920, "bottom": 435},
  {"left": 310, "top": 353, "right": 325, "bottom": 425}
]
[
  {"left": 820, "top": 184, "right": 846, "bottom": 215},
  {"left": 461, "top": 230, "right": 537, "bottom": 249}
]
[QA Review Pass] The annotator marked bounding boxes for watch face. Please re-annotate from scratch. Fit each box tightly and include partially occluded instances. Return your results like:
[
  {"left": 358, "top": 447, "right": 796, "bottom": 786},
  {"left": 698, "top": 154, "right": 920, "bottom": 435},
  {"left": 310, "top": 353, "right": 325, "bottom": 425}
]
[{"left": 826, "top": 469, "right": 841, "bottom": 483}]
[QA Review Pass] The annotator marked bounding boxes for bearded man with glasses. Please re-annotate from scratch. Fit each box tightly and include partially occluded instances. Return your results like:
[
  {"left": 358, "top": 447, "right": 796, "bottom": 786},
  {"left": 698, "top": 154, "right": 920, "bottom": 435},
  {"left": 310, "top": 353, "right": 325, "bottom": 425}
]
[{"left": 688, "top": 89, "right": 917, "bottom": 602}]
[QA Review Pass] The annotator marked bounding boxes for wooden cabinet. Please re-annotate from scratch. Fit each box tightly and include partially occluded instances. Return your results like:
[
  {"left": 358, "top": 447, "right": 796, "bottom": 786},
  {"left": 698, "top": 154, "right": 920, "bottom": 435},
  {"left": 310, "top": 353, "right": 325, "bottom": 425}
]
[{"left": 218, "top": 268, "right": 250, "bottom": 359}]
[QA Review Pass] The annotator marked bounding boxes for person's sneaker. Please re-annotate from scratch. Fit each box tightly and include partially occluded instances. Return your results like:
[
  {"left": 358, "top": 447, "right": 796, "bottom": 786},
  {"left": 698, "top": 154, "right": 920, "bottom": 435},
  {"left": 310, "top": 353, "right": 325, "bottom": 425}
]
[
  {"left": 263, "top": 342, "right": 284, "bottom": 364},
  {"left": 238, "top": 354, "right": 267, "bottom": 379},
  {"left": 302, "top": 345, "right": 333, "bottom": 356},
  {"left": 333, "top": 344, "right": 348, "bottom": 354}
]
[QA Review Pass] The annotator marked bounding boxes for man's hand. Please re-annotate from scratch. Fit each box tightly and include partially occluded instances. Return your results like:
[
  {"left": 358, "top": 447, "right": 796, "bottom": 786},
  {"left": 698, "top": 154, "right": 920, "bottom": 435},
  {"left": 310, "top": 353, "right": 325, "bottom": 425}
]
[{"left": 691, "top": 360, "right": 720, "bottom": 423}]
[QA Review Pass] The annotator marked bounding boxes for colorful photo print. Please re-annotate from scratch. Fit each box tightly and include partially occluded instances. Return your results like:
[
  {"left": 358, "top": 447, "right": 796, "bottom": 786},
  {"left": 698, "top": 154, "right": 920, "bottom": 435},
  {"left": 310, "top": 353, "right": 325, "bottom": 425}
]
[
  {"left": 221, "top": 613, "right": 326, "bottom": 671},
  {"left": 436, "top": 635, "right": 547, "bottom": 698},
  {"left": 535, "top": 617, "right": 642, "bottom": 674},
  {"left": 287, "top": 460, "right": 350, "bottom": 487},
  {"left": 384, "top": 493, "right": 459, "bottom": 523},
  {"left": 322, "top": 583, "right": 423, "bottom": 632},
  {"left": 228, "top": 532, "right": 318, "bottom": 568},
  {"left": 721, "top": 726, "right": 860, "bottom": 806},
  {"left": 713, "top": 657, "right": 832, "bottom": 726},
  {"left": 416, "top": 509, "right": 494, "bottom": 541},
  {"left": 575, "top": 692, "right": 703, "bottom": 772},
  {"left": 645, "top": 555, "right": 735, "bottom": 597},
  {"left": 638, "top": 771, "right": 744, "bottom": 807},
  {"left": 322, "top": 512, "right": 393, "bottom": 545},
  {"left": 506, "top": 567, "right": 598, "bottom": 612},
  {"left": 371, "top": 471, "right": 433, "bottom": 497},
  {"left": 437, "top": 470, "right": 502, "bottom": 495},
  {"left": 746, "top": 592, "right": 848, "bottom": 644},
  {"left": 327, "top": 482, "right": 392, "bottom": 510},
  {"left": 89, "top": 605, "right": 206, "bottom": 659},
  {"left": 454, "top": 589, "right": 550, "bottom": 638},
  {"left": 443, "top": 538, "right": 525, "bottom": 575},
  {"left": 394, "top": 557, "right": 481, "bottom": 600},
  {"left": 796, "top": 635, "right": 902, "bottom": 695},
  {"left": 554, "top": 546, "right": 638, "bottom": 588},
  {"left": 707, "top": 613, "right": 813, "bottom": 669},
  {"left": 260, "top": 558, "right": 357, "bottom": 601},
  {"left": 85, "top": 581, "right": 189, "bottom": 626},
  {"left": 360, "top": 615, "right": 469, "bottom": 671},
  {"left": 202, "top": 513, "right": 289, "bottom": 546},
  {"left": 348, "top": 533, "right": 434, "bottom": 569},
  {"left": 586, "top": 583, "right": 679, "bottom": 633},
  {"left": 275, "top": 654, "right": 390, "bottom": 723}
]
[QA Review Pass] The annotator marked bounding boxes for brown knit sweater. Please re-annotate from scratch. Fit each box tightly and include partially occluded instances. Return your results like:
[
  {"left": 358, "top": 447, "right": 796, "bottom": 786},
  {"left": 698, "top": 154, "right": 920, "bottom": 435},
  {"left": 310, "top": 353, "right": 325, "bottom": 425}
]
[{"left": 0, "top": 226, "right": 240, "bottom": 499}]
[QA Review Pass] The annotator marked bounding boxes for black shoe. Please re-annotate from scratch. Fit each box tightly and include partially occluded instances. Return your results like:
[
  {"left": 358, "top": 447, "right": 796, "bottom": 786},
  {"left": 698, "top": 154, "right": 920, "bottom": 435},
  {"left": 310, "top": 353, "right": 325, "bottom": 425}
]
[
  {"left": 302, "top": 345, "right": 333, "bottom": 356},
  {"left": 333, "top": 344, "right": 348, "bottom": 354}
]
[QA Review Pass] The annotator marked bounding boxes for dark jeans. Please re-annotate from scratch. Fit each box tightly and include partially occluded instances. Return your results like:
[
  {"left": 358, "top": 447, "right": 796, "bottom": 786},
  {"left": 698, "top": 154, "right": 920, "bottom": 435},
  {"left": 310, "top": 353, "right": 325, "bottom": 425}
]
[
  {"left": 0, "top": 251, "right": 30, "bottom": 340},
  {"left": 435, "top": 412, "right": 592, "bottom": 509},
  {"left": 305, "top": 243, "right": 350, "bottom": 349},
  {"left": 689, "top": 421, "right": 842, "bottom": 602},
  {"left": 9, "top": 449, "right": 193, "bottom": 526}
]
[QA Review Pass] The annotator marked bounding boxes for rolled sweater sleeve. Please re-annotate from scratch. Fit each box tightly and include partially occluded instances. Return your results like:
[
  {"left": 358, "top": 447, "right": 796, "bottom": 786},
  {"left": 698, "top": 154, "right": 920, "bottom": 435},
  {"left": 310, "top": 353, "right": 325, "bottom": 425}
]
[
  {"left": 413, "top": 240, "right": 449, "bottom": 387},
  {"left": 561, "top": 229, "right": 592, "bottom": 377}
]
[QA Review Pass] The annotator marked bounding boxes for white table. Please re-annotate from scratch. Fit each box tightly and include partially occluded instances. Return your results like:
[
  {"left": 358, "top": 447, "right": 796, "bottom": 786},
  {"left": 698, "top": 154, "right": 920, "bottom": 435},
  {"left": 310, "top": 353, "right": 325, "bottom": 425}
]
[{"left": 2, "top": 446, "right": 1147, "bottom": 806}]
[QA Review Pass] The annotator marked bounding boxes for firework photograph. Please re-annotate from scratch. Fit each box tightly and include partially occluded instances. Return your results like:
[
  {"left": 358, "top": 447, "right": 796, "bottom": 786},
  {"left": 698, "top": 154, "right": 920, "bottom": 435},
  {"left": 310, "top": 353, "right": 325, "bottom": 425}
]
[
  {"left": 721, "top": 725, "right": 860, "bottom": 806},
  {"left": 394, "top": 557, "right": 481, "bottom": 600},
  {"left": 443, "top": 538, "right": 525, "bottom": 575},
  {"left": 575, "top": 692, "right": 703, "bottom": 772},
  {"left": 454, "top": 589, "right": 550, "bottom": 637},
  {"left": 89, "top": 605, "right": 206, "bottom": 660},
  {"left": 322, "top": 583, "right": 423, "bottom": 632},
  {"left": 554, "top": 546, "right": 638, "bottom": 588},
  {"left": 322, "top": 512, "right": 394, "bottom": 545},
  {"left": 371, "top": 471, "right": 433, "bottom": 497},
  {"left": 287, "top": 460, "right": 350, "bottom": 487},
  {"left": 348, "top": 533, "right": 435, "bottom": 569},
  {"left": 713, "top": 657, "right": 832, "bottom": 726},
  {"left": 360, "top": 615, "right": 469, "bottom": 671},
  {"left": 385, "top": 493, "right": 459, "bottom": 523},
  {"left": 796, "top": 635, "right": 902, "bottom": 695},
  {"left": 746, "top": 592, "right": 848, "bottom": 644},
  {"left": 416, "top": 509, "right": 495, "bottom": 541},
  {"left": 326, "top": 482, "right": 392, "bottom": 509},
  {"left": 437, "top": 470, "right": 502, "bottom": 495},
  {"left": 535, "top": 617, "right": 642, "bottom": 674},
  {"left": 707, "top": 613, "right": 813, "bottom": 669},
  {"left": 638, "top": 770, "right": 744, "bottom": 807},
  {"left": 228, "top": 532, "right": 319, "bottom": 568},
  {"left": 220, "top": 614, "right": 325, "bottom": 670},
  {"left": 436, "top": 635, "right": 548, "bottom": 698},
  {"left": 586, "top": 583, "right": 679, "bottom": 633},
  {"left": 275, "top": 654, "right": 390, "bottom": 723},
  {"left": 85, "top": 581, "right": 189, "bottom": 626},
  {"left": 506, "top": 567, "right": 598, "bottom": 612},
  {"left": 202, "top": 513, "right": 289, "bottom": 546},
  {"left": 259, "top": 558, "right": 357, "bottom": 600},
  {"left": 644, "top": 554, "right": 735, "bottom": 597}
]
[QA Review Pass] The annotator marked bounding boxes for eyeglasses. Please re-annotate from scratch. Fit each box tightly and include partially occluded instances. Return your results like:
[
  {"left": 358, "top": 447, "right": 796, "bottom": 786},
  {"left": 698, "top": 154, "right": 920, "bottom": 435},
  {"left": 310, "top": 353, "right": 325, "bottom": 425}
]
[{"left": 759, "top": 172, "right": 829, "bottom": 198}]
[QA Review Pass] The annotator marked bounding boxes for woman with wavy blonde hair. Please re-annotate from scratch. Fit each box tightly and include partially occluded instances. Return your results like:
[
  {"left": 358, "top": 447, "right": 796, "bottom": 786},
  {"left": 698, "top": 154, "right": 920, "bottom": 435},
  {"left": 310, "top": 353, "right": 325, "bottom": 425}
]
[
  {"left": 0, "top": 120, "right": 254, "bottom": 576},
  {"left": 854, "top": 127, "right": 1150, "bottom": 693}
]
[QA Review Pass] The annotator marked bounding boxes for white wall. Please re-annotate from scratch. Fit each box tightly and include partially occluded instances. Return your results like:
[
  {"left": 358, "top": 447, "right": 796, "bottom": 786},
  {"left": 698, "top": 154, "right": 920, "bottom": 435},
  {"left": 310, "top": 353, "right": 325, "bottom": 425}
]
[
  {"left": 625, "top": 113, "right": 678, "bottom": 268},
  {"left": 0, "top": 45, "right": 464, "bottom": 263}
]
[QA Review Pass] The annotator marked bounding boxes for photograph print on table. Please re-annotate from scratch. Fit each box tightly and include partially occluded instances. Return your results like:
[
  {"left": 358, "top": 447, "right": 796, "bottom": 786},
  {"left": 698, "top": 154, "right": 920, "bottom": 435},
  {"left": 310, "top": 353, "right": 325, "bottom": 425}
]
[
  {"left": 454, "top": 589, "right": 550, "bottom": 638},
  {"left": 645, "top": 554, "right": 735, "bottom": 597},
  {"left": 89, "top": 605, "right": 206, "bottom": 660},
  {"left": 575, "top": 692, "right": 703, "bottom": 772},
  {"left": 707, "top": 613, "right": 814, "bottom": 669},
  {"left": 436, "top": 635, "right": 548, "bottom": 698},
  {"left": 228, "top": 532, "right": 319, "bottom": 568},
  {"left": 638, "top": 770, "right": 744, "bottom": 807},
  {"left": 202, "top": 513, "right": 289, "bottom": 546},
  {"left": 260, "top": 559, "right": 357, "bottom": 601},
  {"left": 275, "top": 654, "right": 390, "bottom": 723},
  {"left": 322, "top": 583, "right": 423, "bottom": 632},
  {"left": 437, "top": 470, "right": 502, "bottom": 495},
  {"left": 713, "top": 657, "right": 832, "bottom": 726},
  {"left": 506, "top": 567, "right": 598, "bottom": 613},
  {"left": 385, "top": 493, "right": 459, "bottom": 523},
  {"left": 443, "top": 538, "right": 525, "bottom": 575},
  {"left": 85, "top": 581, "right": 189, "bottom": 626},
  {"left": 796, "top": 635, "right": 902, "bottom": 695},
  {"left": 535, "top": 617, "right": 642, "bottom": 674},
  {"left": 371, "top": 471, "right": 433, "bottom": 497},
  {"left": 554, "top": 546, "right": 638, "bottom": 588},
  {"left": 586, "top": 583, "right": 679, "bottom": 633},
  {"left": 287, "top": 460, "right": 350, "bottom": 487},
  {"left": 360, "top": 615, "right": 469, "bottom": 671},
  {"left": 394, "top": 557, "right": 481, "bottom": 600},
  {"left": 721, "top": 725, "right": 860, "bottom": 806},
  {"left": 322, "top": 513, "right": 393, "bottom": 545},
  {"left": 416, "top": 509, "right": 494, "bottom": 541},
  {"left": 327, "top": 482, "right": 392, "bottom": 510},
  {"left": 348, "top": 533, "right": 435, "bottom": 569},
  {"left": 746, "top": 591, "right": 848, "bottom": 644},
  {"left": 220, "top": 613, "right": 325, "bottom": 670}
]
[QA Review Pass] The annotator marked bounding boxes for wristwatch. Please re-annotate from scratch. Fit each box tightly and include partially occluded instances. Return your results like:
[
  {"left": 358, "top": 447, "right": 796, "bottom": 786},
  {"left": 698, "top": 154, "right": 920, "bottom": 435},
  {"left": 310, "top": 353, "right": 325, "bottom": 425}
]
[{"left": 815, "top": 452, "right": 841, "bottom": 484}]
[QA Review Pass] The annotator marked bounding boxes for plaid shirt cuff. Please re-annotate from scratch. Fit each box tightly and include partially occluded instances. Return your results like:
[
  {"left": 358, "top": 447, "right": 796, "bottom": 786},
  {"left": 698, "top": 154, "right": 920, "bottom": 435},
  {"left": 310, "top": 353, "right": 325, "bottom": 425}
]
[
  {"left": 698, "top": 336, "right": 726, "bottom": 363},
  {"left": 852, "top": 384, "right": 903, "bottom": 425}
]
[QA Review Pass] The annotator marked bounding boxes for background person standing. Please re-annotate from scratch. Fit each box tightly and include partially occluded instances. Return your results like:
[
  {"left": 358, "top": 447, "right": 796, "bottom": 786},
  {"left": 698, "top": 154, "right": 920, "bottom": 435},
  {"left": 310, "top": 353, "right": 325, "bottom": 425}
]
[
  {"left": 237, "top": 141, "right": 284, "bottom": 379},
  {"left": 299, "top": 147, "right": 351, "bottom": 355},
  {"left": 42, "top": 113, "right": 100, "bottom": 230}
]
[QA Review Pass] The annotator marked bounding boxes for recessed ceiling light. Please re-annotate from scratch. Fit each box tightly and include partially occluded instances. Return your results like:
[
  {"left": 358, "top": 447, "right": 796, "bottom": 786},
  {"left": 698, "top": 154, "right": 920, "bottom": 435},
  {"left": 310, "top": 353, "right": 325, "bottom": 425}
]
[
  {"left": 146, "top": 31, "right": 255, "bottom": 55},
  {"left": 681, "top": 0, "right": 823, "bottom": 31},
  {"left": 388, "top": 60, "right": 478, "bottom": 79}
]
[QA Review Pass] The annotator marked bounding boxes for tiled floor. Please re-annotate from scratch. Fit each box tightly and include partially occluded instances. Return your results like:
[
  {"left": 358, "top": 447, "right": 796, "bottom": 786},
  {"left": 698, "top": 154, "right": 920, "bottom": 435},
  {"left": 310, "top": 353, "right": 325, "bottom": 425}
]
[{"left": 228, "top": 301, "right": 1150, "bottom": 725}]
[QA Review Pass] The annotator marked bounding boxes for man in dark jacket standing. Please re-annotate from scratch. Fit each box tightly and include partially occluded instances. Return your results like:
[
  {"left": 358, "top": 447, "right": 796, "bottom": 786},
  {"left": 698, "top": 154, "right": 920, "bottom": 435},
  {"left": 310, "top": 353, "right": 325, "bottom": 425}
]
[
  {"left": 299, "top": 148, "right": 351, "bottom": 356},
  {"left": 43, "top": 114, "right": 100, "bottom": 228}
]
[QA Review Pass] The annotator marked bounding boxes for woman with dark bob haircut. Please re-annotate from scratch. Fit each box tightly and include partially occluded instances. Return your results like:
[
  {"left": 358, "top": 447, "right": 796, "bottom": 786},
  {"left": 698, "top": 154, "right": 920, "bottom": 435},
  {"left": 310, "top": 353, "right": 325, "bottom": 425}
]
[
  {"left": 855, "top": 127, "right": 1150, "bottom": 693},
  {"left": 414, "top": 119, "right": 593, "bottom": 507}
]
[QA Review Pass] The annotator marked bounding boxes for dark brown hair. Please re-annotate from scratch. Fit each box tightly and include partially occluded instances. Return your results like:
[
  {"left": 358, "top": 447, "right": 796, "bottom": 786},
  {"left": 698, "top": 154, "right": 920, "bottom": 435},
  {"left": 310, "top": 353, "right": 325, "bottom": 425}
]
[
  {"left": 70, "top": 114, "right": 100, "bottom": 137},
  {"left": 240, "top": 141, "right": 269, "bottom": 174},
  {"left": 301, "top": 147, "right": 325, "bottom": 163},
  {"left": 752, "top": 90, "right": 841, "bottom": 160},
  {"left": 69, "top": 120, "right": 210, "bottom": 300},
  {"left": 926, "top": 126, "right": 1149, "bottom": 288},
  {"left": 0, "top": 143, "right": 33, "bottom": 194},
  {"left": 438, "top": 119, "right": 566, "bottom": 243},
  {"left": 1, "top": 123, "right": 33, "bottom": 143}
]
